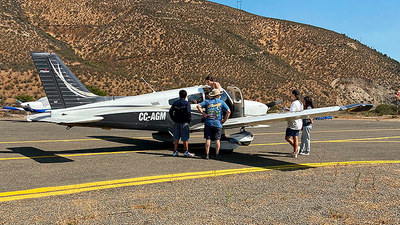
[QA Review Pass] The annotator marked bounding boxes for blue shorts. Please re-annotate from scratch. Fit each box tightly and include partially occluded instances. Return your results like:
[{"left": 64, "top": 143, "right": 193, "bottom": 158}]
[
  {"left": 285, "top": 128, "right": 300, "bottom": 137},
  {"left": 204, "top": 125, "right": 222, "bottom": 141},
  {"left": 173, "top": 123, "right": 190, "bottom": 141}
]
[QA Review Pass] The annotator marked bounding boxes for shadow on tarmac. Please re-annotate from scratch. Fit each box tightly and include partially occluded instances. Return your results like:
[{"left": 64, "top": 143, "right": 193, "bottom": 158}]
[
  {"left": 7, "top": 147, "right": 74, "bottom": 163},
  {"left": 92, "top": 135, "right": 314, "bottom": 171},
  {"left": 5, "top": 136, "right": 314, "bottom": 170}
]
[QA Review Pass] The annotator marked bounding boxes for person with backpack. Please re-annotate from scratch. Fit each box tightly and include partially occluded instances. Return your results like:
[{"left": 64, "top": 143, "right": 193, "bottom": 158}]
[{"left": 169, "top": 90, "right": 195, "bottom": 157}]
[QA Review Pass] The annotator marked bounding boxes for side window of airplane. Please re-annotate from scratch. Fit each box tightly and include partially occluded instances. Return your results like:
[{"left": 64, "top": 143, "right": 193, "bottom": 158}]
[
  {"left": 168, "top": 93, "right": 203, "bottom": 105},
  {"left": 188, "top": 93, "right": 203, "bottom": 104}
]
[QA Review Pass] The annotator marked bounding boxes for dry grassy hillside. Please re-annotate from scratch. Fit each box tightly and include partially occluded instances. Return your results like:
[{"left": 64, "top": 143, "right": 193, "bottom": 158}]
[{"left": 1, "top": 0, "right": 399, "bottom": 106}]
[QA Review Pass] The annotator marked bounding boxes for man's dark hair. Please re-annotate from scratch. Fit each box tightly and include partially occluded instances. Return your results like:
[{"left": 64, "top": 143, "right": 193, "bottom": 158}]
[
  {"left": 292, "top": 89, "right": 300, "bottom": 100},
  {"left": 179, "top": 90, "right": 187, "bottom": 99},
  {"left": 205, "top": 76, "right": 213, "bottom": 82}
]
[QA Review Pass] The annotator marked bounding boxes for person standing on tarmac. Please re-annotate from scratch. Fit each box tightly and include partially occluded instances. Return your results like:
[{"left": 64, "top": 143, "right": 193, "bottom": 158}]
[
  {"left": 197, "top": 89, "right": 231, "bottom": 160},
  {"left": 299, "top": 96, "right": 314, "bottom": 155},
  {"left": 169, "top": 90, "right": 195, "bottom": 157},
  {"left": 283, "top": 89, "right": 303, "bottom": 158}
]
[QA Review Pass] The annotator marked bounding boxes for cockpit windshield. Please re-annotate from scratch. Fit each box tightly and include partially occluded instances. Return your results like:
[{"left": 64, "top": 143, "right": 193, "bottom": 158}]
[{"left": 220, "top": 91, "right": 228, "bottom": 101}]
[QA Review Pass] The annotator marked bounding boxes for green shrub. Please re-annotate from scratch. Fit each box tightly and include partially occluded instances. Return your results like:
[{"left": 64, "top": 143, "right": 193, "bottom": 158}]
[
  {"left": 15, "top": 94, "right": 35, "bottom": 102},
  {"left": 374, "top": 104, "right": 399, "bottom": 115},
  {"left": 86, "top": 85, "right": 107, "bottom": 96}
]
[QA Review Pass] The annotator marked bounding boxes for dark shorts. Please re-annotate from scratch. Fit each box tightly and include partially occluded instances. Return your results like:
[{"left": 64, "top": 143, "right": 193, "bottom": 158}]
[
  {"left": 204, "top": 125, "right": 222, "bottom": 141},
  {"left": 173, "top": 123, "right": 190, "bottom": 141},
  {"left": 285, "top": 127, "right": 300, "bottom": 137}
]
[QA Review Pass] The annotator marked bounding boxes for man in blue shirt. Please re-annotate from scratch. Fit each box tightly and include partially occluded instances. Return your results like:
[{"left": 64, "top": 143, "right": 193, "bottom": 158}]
[
  {"left": 197, "top": 89, "right": 231, "bottom": 159},
  {"left": 169, "top": 90, "right": 194, "bottom": 157}
]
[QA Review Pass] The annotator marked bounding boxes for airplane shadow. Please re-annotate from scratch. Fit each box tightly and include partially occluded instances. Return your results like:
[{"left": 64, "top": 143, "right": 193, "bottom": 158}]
[
  {"left": 95, "top": 134, "right": 313, "bottom": 171},
  {"left": 137, "top": 150, "right": 312, "bottom": 171},
  {"left": 253, "top": 151, "right": 292, "bottom": 158},
  {"left": 0, "top": 119, "right": 28, "bottom": 123},
  {"left": 4, "top": 136, "right": 313, "bottom": 170},
  {"left": 7, "top": 147, "right": 74, "bottom": 163},
  {"left": 87, "top": 136, "right": 169, "bottom": 151},
  {"left": 3, "top": 136, "right": 169, "bottom": 164}
]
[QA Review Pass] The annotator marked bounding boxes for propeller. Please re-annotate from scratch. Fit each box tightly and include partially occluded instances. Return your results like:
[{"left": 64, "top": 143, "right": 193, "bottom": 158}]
[{"left": 266, "top": 99, "right": 283, "bottom": 108}]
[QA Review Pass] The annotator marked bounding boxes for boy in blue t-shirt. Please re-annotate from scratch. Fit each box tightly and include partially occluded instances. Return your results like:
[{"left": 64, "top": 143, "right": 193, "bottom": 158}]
[{"left": 197, "top": 89, "right": 231, "bottom": 159}]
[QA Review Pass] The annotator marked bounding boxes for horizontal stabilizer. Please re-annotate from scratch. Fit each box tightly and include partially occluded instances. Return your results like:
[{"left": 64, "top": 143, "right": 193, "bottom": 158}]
[
  {"left": 27, "top": 113, "right": 103, "bottom": 124},
  {"left": 57, "top": 116, "right": 104, "bottom": 124},
  {"left": 3, "top": 106, "right": 24, "bottom": 111}
]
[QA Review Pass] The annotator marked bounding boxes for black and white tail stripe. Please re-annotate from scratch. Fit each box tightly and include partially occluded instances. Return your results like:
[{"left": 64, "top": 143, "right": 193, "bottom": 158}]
[{"left": 31, "top": 52, "right": 97, "bottom": 109}]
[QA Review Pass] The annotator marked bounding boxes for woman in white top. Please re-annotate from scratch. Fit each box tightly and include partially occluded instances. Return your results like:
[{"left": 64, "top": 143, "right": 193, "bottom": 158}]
[
  {"left": 284, "top": 89, "right": 303, "bottom": 158},
  {"left": 299, "top": 96, "right": 314, "bottom": 155}
]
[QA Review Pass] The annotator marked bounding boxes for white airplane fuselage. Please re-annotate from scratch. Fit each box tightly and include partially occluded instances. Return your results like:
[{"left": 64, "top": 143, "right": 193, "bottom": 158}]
[{"left": 28, "top": 86, "right": 270, "bottom": 133}]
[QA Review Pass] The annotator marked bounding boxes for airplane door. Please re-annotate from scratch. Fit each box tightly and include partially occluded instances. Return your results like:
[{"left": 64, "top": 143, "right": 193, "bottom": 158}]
[{"left": 226, "top": 86, "right": 244, "bottom": 118}]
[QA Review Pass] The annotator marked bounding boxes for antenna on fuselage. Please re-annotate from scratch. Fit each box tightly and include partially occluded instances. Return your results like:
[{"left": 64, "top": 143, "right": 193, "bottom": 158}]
[{"left": 141, "top": 77, "right": 156, "bottom": 93}]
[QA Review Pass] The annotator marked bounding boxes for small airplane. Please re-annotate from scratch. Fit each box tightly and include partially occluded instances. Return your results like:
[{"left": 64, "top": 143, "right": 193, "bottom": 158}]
[
  {"left": 3, "top": 97, "right": 51, "bottom": 113},
  {"left": 27, "top": 52, "right": 373, "bottom": 151}
]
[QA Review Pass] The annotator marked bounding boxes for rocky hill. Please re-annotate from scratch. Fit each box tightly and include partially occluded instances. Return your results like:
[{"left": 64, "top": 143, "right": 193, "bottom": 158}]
[{"left": 1, "top": 0, "right": 399, "bottom": 107}]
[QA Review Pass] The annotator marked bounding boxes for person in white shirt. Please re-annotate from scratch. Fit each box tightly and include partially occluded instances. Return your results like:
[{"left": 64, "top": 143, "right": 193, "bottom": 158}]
[{"left": 284, "top": 89, "right": 303, "bottom": 158}]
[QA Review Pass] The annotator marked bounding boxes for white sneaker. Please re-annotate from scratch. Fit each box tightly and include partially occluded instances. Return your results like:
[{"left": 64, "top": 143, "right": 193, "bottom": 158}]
[
  {"left": 184, "top": 151, "right": 195, "bottom": 157},
  {"left": 299, "top": 152, "right": 309, "bottom": 156},
  {"left": 173, "top": 151, "right": 179, "bottom": 157},
  {"left": 290, "top": 153, "right": 298, "bottom": 158}
]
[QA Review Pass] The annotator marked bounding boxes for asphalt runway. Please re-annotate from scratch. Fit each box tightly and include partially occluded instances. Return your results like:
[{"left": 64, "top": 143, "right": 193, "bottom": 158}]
[
  {"left": 0, "top": 117, "right": 399, "bottom": 195},
  {"left": 0, "top": 117, "right": 399, "bottom": 223}
]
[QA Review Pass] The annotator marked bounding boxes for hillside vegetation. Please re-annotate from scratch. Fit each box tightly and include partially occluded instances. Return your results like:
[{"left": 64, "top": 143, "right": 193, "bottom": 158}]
[{"left": 1, "top": 0, "right": 399, "bottom": 106}]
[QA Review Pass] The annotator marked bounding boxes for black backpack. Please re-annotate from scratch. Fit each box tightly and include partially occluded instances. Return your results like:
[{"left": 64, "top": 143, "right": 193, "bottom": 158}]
[{"left": 169, "top": 103, "right": 190, "bottom": 123}]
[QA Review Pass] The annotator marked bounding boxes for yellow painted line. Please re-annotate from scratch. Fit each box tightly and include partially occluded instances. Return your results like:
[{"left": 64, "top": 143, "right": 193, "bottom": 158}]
[
  {"left": 312, "top": 136, "right": 400, "bottom": 143},
  {"left": 344, "top": 141, "right": 400, "bottom": 143},
  {"left": 0, "top": 160, "right": 399, "bottom": 202},
  {"left": 0, "top": 128, "right": 399, "bottom": 145},
  {"left": 250, "top": 136, "right": 400, "bottom": 146},
  {"left": 253, "top": 128, "right": 400, "bottom": 136}
]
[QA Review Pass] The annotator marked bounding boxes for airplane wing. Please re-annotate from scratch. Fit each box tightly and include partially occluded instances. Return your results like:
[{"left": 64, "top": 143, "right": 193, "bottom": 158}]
[{"left": 190, "top": 103, "right": 373, "bottom": 131}]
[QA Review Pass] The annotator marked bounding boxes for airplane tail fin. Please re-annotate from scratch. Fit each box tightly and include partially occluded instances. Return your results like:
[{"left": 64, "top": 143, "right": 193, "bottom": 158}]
[{"left": 30, "top": 52, "right": 98, "bottom": 109}]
